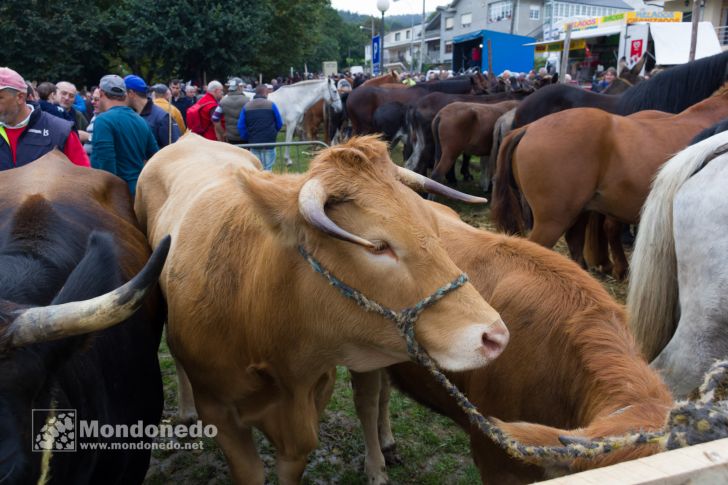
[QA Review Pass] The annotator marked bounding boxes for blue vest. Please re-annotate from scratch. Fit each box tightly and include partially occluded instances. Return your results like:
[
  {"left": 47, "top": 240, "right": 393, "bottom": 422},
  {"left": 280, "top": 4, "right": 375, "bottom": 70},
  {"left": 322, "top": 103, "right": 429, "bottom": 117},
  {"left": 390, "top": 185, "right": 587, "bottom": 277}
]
[
  {"left": 244, "top": 98, "right": 278, "bottom": 144},
  {"left": 0, "top": 107, "right": 73, "bottom": 170}
]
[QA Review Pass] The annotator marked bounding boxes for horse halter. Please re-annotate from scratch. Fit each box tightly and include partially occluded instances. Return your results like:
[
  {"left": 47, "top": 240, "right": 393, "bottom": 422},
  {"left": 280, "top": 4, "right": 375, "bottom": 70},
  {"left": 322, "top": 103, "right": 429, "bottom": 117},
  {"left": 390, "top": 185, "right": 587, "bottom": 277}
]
[{"left": 299, "top": 245, "right": 728, "bottom": 467}]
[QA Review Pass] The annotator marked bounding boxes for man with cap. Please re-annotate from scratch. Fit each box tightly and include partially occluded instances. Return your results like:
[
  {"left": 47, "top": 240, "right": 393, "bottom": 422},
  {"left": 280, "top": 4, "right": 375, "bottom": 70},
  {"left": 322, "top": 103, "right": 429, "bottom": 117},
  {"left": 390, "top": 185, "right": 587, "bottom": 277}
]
[
  {"left": 151, "top": 84, "right": 186, "bottom": 133},
  {"left": 237, "top": 84, "right": 283, "bottom": 171},
  {"left": 0, "top": 67, "right": 89, "bottom": 170},
  {"left": 124, "top": 74, "right": 180, "bottom": 148},
  {"left": 91, "top": 74, "right": 158, "bottom": 196},
  {"left": 211, "top": 77, "right": 247, "bottom": 143}
]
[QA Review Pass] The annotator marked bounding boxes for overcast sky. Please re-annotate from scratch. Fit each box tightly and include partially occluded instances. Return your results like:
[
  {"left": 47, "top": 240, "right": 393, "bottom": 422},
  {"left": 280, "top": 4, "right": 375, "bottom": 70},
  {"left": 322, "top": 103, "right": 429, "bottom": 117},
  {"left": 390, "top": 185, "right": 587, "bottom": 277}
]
[{"left": 330, "top": 0, "right": 451, "bottom": 17}]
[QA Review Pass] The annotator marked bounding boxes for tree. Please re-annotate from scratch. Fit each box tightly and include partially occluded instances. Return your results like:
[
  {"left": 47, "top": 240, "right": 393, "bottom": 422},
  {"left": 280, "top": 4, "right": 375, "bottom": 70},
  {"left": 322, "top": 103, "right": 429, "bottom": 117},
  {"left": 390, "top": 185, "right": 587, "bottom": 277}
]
[{"left": 0, "top": 0, "right": 110, "bottom": 86}]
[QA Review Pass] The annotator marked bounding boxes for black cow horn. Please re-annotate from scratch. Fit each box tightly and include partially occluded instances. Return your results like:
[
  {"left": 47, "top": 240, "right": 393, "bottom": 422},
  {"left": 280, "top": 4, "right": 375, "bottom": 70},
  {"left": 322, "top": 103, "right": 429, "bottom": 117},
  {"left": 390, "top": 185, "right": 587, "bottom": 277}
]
[
  {"left": 8, "top": 235, "right": 171, "bottom": 348},
  {"left": 395, "top": 166, "right": 488, "bottom": 203},
  {"left": 298, "top": 178, "right": 376, "bottom": 248}
]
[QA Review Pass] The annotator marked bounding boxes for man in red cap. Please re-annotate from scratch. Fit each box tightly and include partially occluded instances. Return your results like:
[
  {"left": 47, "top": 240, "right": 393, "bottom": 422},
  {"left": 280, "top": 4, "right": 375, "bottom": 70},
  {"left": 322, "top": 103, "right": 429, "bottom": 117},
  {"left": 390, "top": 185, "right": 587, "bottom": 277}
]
[{"left": 0, "top": 67, "right": 89, "bottom": 170}]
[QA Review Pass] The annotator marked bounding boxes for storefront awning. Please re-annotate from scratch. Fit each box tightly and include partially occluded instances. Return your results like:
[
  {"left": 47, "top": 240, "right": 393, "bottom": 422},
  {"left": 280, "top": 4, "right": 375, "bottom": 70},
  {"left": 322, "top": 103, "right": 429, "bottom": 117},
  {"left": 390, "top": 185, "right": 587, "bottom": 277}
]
[
  {"left": 569, "top": 25, "right": 623, "bottom": 40},
  {"left": 525, "top": 25, "right": 622, "bottom": 47},
  {"left": 649, "top": 21, "right": 722, "bottom": 65}
]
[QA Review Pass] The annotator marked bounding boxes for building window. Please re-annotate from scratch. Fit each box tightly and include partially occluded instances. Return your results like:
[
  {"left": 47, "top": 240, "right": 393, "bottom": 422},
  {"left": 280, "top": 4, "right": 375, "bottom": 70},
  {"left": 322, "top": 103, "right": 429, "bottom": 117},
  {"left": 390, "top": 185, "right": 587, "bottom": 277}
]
[
  {"left": 406, "top": 29, "right": 411, "bottom": 39},
  {"left": 529, "top": 5, "right": 540, "bottom": 20},
  {"left": 445, "top": 17, "right": 454, "bottom": 30},
  {"left": 488, "top": 1, "right": 513, "bottom": 23},
  {"left": 395, "top": 32, "right": 401, "bottom": 41},
  {"left": 445, "top": 41, "right": 453, "bottom": 53},
  {"left": 461, "top": 13, "right": 472, "bottom": 28}
]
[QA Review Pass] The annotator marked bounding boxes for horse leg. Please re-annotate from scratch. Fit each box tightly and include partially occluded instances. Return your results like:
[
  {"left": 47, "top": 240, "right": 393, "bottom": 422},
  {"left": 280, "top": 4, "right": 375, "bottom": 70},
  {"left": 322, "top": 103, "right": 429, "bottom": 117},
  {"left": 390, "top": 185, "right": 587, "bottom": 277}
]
[
  {"left": 461, "top": 154, "right": 473, "bottom": 182},
  {"left": 445, "top": 164, "right": 457, "bottom": 185},
  {"left": 528, "top": 218, "right": 569, "bottom": 249},
  {"left": 564, "top": 212, "right": 589, "bottom": 269},
  {"left": 351, "top": 370, "right": 389, "bottom": 485},
  {"left": 605, "top": 217, "right": 629, "bottom": 280},
  {"left": 284, "top": 122, "right": 295, "bottom": 166}
]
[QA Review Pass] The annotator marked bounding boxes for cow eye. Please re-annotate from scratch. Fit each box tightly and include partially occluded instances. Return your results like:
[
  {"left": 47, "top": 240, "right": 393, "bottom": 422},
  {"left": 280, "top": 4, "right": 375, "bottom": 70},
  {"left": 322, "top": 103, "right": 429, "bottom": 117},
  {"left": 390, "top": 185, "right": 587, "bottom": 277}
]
[{"left": 369, "top": 240, "right": 397, "bottom": 259}]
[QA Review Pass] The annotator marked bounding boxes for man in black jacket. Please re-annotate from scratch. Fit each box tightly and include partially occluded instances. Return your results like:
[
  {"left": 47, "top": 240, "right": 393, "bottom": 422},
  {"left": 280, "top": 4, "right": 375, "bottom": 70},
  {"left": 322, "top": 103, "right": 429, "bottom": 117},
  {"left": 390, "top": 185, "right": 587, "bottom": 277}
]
[{"left": 237, "top": 84, "right": 282, "bottom": 170}]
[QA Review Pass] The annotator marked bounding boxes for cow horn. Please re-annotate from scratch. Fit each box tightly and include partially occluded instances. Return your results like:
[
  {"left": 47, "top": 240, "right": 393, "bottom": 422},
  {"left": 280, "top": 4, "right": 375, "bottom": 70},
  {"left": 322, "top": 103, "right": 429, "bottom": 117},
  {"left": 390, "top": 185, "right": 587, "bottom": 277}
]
[
  {"left": 298, "top": 178, "right": 376, "bottom": 248},
  {"left": 8, "top": 235, "right": 171, "bottom": 348},
  {"left": 395, "top": 166, "right": 488, "bottom": 203}
]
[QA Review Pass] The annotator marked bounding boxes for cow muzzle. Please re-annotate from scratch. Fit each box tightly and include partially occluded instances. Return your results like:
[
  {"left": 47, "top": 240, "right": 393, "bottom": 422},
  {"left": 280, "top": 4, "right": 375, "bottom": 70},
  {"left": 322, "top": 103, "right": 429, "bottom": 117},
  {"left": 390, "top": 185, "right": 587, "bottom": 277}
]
[{"left": 426, "top": 318, "right": 509, "bottom": 372}]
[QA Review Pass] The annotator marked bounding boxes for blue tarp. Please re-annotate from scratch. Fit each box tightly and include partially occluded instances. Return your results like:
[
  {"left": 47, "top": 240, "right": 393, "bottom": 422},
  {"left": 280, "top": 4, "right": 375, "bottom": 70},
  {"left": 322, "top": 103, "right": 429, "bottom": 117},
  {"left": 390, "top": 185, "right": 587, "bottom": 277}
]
[{"left": 452, "top": 30, "right": 535, "bottom": 74}]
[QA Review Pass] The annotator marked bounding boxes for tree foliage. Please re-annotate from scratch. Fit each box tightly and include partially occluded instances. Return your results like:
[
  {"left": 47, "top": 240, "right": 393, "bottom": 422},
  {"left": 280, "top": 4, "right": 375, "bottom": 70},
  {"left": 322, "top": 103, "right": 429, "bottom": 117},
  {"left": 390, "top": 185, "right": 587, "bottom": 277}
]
[{"left": 0, "top": 1, "right": 383, "bottom": 87}]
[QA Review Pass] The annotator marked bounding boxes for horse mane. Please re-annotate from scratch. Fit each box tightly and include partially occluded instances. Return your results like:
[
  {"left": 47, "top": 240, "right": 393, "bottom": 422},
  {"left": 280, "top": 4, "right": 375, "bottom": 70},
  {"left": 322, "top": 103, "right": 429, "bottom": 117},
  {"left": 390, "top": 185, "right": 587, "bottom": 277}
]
[
  {"left": 690, "top": 117, "right": 728, "bottom": 145},
  {"left": 627, "top": 131, "right": 728, "bottom": 360},
  {"left": 278, "top": 79, "right": 326, "bottom": 89},
  {"left": 617, "top": 51, "right": 728, "bottom": 115}
]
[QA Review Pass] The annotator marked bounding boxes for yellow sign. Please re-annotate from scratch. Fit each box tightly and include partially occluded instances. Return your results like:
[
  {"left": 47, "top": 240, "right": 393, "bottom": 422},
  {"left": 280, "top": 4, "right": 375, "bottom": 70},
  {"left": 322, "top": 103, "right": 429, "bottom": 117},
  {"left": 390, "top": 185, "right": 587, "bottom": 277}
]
[
  {"left": 567, "top": 10, "right": 682, "bottom": 31},
  {"left": 535, "top": 39, "right": 587, "bottom": 53},
  {"left": 626, "top": 11, "right": 682, "bottom": 23}
]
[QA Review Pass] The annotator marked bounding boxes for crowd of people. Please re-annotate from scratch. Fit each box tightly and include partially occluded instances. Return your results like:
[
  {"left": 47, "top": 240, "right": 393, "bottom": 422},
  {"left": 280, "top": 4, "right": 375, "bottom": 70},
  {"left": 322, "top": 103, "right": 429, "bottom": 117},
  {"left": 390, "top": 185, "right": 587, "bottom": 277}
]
[{"left": 0, "top": 67, "right": 288, "bottom": 197}]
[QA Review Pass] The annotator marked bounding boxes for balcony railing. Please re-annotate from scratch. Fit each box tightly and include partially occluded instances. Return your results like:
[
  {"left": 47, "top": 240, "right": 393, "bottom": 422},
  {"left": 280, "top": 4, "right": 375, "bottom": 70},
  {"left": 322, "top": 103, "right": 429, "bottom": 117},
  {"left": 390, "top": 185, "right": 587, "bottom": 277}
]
[{"left": 716, "top": 25, "right": 728, "bottom": 46}]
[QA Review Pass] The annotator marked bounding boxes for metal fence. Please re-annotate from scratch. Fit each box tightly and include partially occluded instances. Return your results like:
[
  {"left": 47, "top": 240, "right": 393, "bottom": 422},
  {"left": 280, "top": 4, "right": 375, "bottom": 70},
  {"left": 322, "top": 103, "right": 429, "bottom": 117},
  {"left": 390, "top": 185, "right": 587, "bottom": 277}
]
[{"left": 234, "top": 141, "right": 330, "bottom": 173}]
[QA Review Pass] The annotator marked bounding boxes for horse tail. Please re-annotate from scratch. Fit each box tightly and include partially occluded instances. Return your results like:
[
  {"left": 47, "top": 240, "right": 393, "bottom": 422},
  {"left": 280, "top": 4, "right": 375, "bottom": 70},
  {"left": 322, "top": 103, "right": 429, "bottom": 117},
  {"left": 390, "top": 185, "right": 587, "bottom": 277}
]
[
  {"left": 484, "top": 109, "right": 515, "bottom": 193},
  {"left": 627, "top": 133, "right": 728, "bottom": 360},
  {"left": 583, "top": 212, "right": 607, "bottom": 269},
  {"left": 491, "top": 127, "right": 527, "bottom": 235},
  {"left": 433, "top": 113, "right": 442, "bottom": 168}
]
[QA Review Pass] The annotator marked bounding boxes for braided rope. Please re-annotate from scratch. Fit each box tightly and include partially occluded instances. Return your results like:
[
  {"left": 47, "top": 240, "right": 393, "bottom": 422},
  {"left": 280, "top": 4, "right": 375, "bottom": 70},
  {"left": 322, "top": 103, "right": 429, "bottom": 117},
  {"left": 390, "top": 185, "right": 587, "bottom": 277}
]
[{"left": 298, "top": 246, "right": 728, "bottom": 465}]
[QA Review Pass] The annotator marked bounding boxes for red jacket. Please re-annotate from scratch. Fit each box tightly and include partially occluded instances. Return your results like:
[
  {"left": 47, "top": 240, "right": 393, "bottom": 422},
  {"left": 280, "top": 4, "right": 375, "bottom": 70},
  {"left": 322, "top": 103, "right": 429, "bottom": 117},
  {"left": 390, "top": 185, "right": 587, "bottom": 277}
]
[{"left": 193, "top": 93, "right": 219, "bottom": 141}]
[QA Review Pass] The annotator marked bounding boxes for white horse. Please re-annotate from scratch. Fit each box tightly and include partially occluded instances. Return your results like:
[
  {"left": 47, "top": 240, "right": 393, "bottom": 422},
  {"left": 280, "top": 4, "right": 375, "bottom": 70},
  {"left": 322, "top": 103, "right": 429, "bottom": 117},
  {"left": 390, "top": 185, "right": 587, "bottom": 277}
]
[
  {"left": 628, "top": 129, "right": 728, "bottom": 397},
  {"left": 268, "top": 79, "right": 342, "bottom": 165}
]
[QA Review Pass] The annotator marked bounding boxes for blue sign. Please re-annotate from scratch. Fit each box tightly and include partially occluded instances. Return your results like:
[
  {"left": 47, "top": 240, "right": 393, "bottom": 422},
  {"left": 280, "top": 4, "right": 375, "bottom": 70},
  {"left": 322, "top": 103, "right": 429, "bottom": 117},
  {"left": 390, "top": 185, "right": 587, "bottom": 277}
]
[{"left": 372, "top": 35, "right": 381, "bottom": 75}]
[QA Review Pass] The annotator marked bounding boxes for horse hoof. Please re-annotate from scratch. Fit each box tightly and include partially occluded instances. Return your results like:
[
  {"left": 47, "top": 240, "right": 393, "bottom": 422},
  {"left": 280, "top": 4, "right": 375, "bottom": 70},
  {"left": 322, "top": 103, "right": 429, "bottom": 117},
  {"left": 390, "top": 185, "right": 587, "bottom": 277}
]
[{"left": 382, "top": 444, "right": 403, "bottom": 466}]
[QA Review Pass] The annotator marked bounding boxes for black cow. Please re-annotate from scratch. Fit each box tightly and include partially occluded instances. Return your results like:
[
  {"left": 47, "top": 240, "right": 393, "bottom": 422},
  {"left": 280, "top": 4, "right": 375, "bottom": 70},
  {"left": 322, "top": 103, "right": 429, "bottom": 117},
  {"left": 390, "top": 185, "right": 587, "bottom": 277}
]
[{"left": 0, "top": 151, "right": 169, "bottom": 484}]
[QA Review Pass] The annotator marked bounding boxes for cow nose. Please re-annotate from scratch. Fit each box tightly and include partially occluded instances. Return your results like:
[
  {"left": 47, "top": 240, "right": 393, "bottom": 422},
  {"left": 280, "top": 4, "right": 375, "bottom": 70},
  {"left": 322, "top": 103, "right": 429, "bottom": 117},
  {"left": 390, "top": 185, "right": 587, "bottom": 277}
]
[{"left": 480, "top": 319, "right": 509, "bottom": 361}]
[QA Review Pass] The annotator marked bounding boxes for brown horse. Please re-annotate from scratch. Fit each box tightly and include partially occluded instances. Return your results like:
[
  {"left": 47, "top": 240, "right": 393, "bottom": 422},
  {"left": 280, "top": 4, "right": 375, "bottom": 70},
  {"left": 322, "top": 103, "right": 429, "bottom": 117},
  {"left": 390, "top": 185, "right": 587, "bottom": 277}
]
[
  {"left": 492, "top": 85, "right": 728, "bottom": 279},
  {"left": 430, "top": 100, "right": 520, "bottom": 185},
  {"left": 351, "top": 202, "right": 672, "bottom": 484},
  {"left": 303, "top": 72, "right": 403, "bottom": 142}
]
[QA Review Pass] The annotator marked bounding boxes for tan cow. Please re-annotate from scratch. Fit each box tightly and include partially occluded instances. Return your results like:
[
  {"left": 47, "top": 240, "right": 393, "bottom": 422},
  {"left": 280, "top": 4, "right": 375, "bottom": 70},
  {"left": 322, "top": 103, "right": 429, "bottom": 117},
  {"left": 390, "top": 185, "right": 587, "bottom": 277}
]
[{"left": 134, "top": 133, "right": 509, "bottom": 484}]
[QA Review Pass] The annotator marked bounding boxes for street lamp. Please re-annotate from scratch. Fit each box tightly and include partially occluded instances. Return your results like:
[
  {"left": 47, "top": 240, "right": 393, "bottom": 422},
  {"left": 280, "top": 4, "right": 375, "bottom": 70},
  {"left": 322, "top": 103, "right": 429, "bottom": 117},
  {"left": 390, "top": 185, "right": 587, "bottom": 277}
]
[{"left": 377, "top": 0, "right": 390, "bottom": 75}]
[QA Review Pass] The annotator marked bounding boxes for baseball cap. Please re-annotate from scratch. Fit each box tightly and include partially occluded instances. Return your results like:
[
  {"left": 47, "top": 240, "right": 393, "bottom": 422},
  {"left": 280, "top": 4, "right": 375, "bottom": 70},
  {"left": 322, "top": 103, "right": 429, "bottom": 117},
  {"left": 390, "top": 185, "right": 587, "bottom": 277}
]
[
  {"left": 99, "top": 74, "right": 126, "bottom": 96},
  {"left": 151, "top": 83, "right": 169, "bottom": 95},
  {"left": 124, "top": 74, "right": 148, "bottom": 94},
  {"left": 0, "top": 67, "right": 27, "bottom": 92},
  {"left": 226, "top": 77, "right": 243, "bottom": 90}
]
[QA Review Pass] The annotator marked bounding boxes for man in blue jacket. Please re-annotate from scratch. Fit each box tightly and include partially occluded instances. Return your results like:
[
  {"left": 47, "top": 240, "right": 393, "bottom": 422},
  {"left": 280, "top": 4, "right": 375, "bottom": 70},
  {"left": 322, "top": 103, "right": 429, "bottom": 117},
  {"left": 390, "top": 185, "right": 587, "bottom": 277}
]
[
  {"left": 91, "top": 74, "right": 158, "bottom": 196},
  {"left": 237, "top": 84, "right": 282, "bottom": 171},
  {"left": 125, "top": 74, "right": 180, "bottom": 148}
]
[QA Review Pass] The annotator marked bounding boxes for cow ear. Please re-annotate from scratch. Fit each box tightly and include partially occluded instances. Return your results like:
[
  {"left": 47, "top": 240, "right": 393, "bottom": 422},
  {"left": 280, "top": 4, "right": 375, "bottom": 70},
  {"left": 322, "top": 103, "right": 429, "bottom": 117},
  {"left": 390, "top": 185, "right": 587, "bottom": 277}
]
[{"left": 234, "top": 168, "right": 300, "bottom": 245}]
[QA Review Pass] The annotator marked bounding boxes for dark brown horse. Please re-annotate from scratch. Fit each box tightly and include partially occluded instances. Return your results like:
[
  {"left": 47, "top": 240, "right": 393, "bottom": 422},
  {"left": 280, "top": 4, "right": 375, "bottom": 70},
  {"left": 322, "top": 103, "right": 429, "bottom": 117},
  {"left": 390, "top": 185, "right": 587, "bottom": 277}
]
[
  {"left": 511, "top": 56, "right": 645, "bottom": 129},
  {"left": 405, "top": 89, "right": 531, "bottom": 176},
  {"left": 351, "top": 202, "right": 672, "bottom": 484},
  {"left": 346, "top": 76, "right": 488, "bottom": 136},
  {"left": 430, "top": 100, "right": 520, "bottom": 185},
  {"left": 491, "top": 85, "right": 728, "bottom": 279}
]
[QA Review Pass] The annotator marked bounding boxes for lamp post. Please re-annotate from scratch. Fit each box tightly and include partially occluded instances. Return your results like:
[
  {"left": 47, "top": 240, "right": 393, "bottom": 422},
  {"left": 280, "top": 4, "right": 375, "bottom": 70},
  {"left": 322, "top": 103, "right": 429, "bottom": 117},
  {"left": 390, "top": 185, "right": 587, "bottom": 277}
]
[
  {"left": 360, "top": 22, "right": 375, "bottom": 74},
  {"left": 377, "top": 0, "right": 390, "bottom": 75},
  {"left": 419, "top": 0, "right": 426, "bottom": 74}
]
